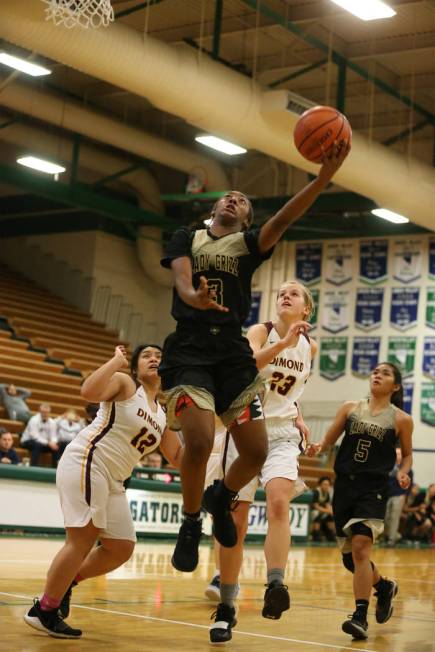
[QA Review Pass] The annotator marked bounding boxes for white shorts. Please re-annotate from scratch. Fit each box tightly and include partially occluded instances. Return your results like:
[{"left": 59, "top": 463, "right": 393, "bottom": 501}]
[
  {"left": 56, "top": 447, "right": 136, "bottom": 542},
  {"left": 205, "top": 426, "right": 306, "bottom": 504}
]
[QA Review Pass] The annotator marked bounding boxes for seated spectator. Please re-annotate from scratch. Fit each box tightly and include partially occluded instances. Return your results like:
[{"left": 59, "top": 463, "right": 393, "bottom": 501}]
[
  {"left": 425, "top": 485, "right": 435, "bottom": 544},
  {"left": 384, "top": 447, "right": 413, "bottom": 547},
  {"left": 56, "top": 409, "right": 83, "bottom": 458},
  {"left": 21, "top": 403, "right": 59, "bottom": 467},
  {"left": 311, "top": 476, "right": 336, "bottom": 542},
  {"left": 0, "top": 383, "right": 32, "bottom": 423},
  {"left": 0, "top": 427, "right": 20, "bottom": 465},
  {"left": 402, "top": 483, "right": 428, "bottom": 541},
  {"left": 144, "top": 451, "right": 163, "bottom": 469}
]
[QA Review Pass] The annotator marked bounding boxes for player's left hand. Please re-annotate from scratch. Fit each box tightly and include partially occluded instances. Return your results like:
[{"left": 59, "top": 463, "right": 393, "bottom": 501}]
[
  {"left": 396, "top": 471, "right": 411, "bottom": 489},
  {"left": 295, "top": 417, "right": 310, "bottom": 440},
  {"left": 318, "top": 139, "right": 351, "bottom": 184}
]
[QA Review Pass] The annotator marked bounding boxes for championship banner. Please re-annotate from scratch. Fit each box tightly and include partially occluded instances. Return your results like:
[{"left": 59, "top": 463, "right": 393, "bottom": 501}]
[
  {"left": 355, "top": 287, "right": 384, "bottom": 331},
  {"left": 295, "top": 242, "right": 322, "bottom": 286},
  {"left": 426, "top": 288, "right": 435, "bottom": 329},
  {"left": 351, "top": 337, "right": 381, "bottom": 378},
  {"left": 319, "top": 337, "right": 348, "bottom": 380},
  {"left": 421, "top": 383, "right": 435, "bottom": 426},
  {"left": 359, "top": 239, "right": 388, "bottom": 284},
  {"left": 321, "top": 289, "right": 350, "bottom": 333},
  {"left": 429, "top": 237, "right": 435, "bottom": 280},
  {"left": 387, "top": 336, "right": 416, "bottom": 378},
  {"left": 309, "top": 288, "right": 319, "bottom": 330},
  {"left": 403, "top": 383, "right": 414, "bottom": 416},
  {"left": 392, "top": 238, "right": 423, "bottom": 283},
  {"left": 423, "top": 337, "right": 435, "bottom": 380},
  {"left": 244, "top": 290, "right": 262, "bottom": 329},
  {"left": 390, "top": 288, "right": 419, "bottom": 331},
  {"left": 325, "top": 242, "right": 353, "bottom": 285}
]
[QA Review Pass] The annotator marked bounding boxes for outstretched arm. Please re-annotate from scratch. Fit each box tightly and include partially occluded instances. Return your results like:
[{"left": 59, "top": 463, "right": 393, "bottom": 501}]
[
  {"left": 159, "top": 428, "right": 184, "bottom": 468},
  {"left": 307, "top": 401, "right": 354, "bottom": 456},
  {"left": 258, "top": 142, "right": 350, "bottom": 254}
]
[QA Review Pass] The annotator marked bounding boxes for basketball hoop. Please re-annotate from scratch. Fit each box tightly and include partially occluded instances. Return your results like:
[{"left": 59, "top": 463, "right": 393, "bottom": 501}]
[{"left": 42, "top": 0, "right": 114, "bottom": 29}]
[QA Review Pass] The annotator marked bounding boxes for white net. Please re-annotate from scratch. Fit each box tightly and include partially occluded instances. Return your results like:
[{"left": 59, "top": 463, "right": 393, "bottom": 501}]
[{"left": 42, "top": 0, "right": 114, "bottom": 29}]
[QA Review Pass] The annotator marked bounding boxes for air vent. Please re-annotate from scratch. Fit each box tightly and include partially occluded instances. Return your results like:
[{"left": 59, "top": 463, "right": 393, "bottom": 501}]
[{"left": 286, "top": 91, "right": 317, "bottom": 115}]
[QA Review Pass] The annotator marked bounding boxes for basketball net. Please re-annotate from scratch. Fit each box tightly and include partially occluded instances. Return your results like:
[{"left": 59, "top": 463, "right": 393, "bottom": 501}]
[{"left": 41, "top": 0, "right": 114, "bottom": 29}]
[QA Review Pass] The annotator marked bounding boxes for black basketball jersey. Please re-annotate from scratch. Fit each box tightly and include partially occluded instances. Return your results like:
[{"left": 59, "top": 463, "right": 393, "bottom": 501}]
[
  {"left": 334, "top": 399, "right": 398, "bottom": 477},
  {"left": 161, "top": 227, "right": 273, "bottom": 326}
]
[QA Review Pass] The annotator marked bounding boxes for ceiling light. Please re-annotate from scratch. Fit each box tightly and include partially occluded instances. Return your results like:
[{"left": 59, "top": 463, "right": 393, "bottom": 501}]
[
  {"left": 195, "top": 135, "right": 247, "bottom": 156},
  {"left": 371, "top": 208, "right": 409, "bottom": 224},
  {"left": 329, "top": 0, "right": 396, "bottom": 21},
  {"left": 17, "top": 156, "right": 66, "bottom": 175},
  {"left": 0, "top": 52, "right": 51, "bottom": 76}
]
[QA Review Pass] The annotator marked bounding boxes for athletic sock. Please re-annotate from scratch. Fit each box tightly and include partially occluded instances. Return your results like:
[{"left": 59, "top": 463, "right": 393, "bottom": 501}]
[
  {"left": 183, "top": 510, "right": 201, "bottom": 521},
  {"left": 220, "top": 583, "right": 238, "bottom": 608},
  {"left": 355, "top": 599, "right": 369, "bottom": 621},
  {"left": 40, "top": 593, "right": 61, "bottom": 611},
  {"left": 267, "top": 568, "right": 285, "bottom": 585}
]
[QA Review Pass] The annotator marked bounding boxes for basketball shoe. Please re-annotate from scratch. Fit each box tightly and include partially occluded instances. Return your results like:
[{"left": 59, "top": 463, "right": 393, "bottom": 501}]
[
  {"left": 24, "top": 599, "right": 82, "bottom": 639},
  {"left": 202, "top": 480, "right": 237, "bottom": 548},
  {"left": 262, "top": 580, "right": 290, "bottom": 619},
  {"left": 171, "top": 517, "right": 202, "bottom": 572},
  {"left": 375, "top": 578, "right": 398, "bottom": 623},
  {"left": 209, "top": 603, "right": 237, "bottom": 644},
  {"left": 342, "top": 612, "right": 368, "bottom": 640}
]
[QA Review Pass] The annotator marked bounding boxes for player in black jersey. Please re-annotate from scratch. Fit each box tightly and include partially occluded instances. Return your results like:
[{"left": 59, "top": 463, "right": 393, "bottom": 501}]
[
  {"left": 160, "top": 142, "right": 349, "bottom": 574},
  {"left": 308, "top": 362, "right": 413, "bottom": 640}
]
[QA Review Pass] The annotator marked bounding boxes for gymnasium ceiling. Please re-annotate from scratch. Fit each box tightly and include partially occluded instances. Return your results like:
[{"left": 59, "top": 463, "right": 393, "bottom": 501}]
[{"left": 0, "top": 0, "right": 434, "bottom": 238}]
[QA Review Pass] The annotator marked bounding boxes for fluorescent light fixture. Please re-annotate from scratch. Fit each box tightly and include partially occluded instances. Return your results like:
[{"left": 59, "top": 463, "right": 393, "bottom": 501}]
[
  {"left": 329, "top": 0, "right": 396, "bottom": 21},
  {"left": 17, "top": 156, "right": 66, "bottom": 175},
  {"left": 371, "top": 208, "right": 409, "bottom": 224},
  {"left": 195, "top": 135, "right": 247, "bottom": 156},
  {"left": 0, "top": 52, "right": 51, "bottom": 76}
]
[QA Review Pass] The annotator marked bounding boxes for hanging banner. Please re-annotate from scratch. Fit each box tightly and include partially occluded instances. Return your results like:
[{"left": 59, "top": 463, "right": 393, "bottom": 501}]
[
  {"left": 325, "top": 242, "right": 353, "bottom": 285},
  {"left": 429, "top": 237, "right": 435, "bottom": 280},
  {"left": 295, "top": 242, "right": 322, "bottom": 286},
  {"left": 309, "top": 288, "right": 319, "bottom": 330},
  {"left": 390, "top": 288, "right": 419, "bottom": 331},
  {"left": 319, "top": 337, "right": 348, "bottom": 381},
  {"left": 244, "top": 290, "right": 262, "bottom": 329},
  {"left": 359, "top": 239, "right": 388, "bottom": 285},
  {"left": 423, "top": 337, "right": 435, "bottom": 380},
  {"left": 351, "top": 337, "right": 381, "bottom": 378},
  {"left": 426, "top": 288, "right": 435, "bottom": 329},
  {"left": 392, "top": 238, "right": 423, "bottom": 284},
  {"left": 354, "top": 287, "right": 384, "bottom": 331},
  {"left": 421, "top": 382, "right": 435, "bottom": 426},
  {"left": 403, "top": 383, "right": 414, "bottom": 416},
  {"left": 321, "top": 289, "right": 350, "bottom": 333},
  {"left": 387, "top": 337, "right": 416, "bottom": 378}
]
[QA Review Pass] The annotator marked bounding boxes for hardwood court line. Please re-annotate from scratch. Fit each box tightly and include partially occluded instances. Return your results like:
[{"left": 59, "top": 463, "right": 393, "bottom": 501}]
[{"left": 0, "top": 591, "right": 377, "bottom": 652}]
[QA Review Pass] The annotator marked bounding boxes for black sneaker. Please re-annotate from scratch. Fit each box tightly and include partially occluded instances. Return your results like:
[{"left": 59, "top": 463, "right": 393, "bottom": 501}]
[
  {"left": 342, "top": 613, "right": 368, "bottom": 640},
  {"left": 171, "top": 518, "right": 202, "bottom": 572},
  {"left": 205, "top": 575, "right": 221, "bottom": 602},
  {"left": 24, "top": 599, "right": 82, "bottom": 639},
  {"left": 262, "top": 580, "right": 290, "bottom": 620},
  {"left": 59, "top": 580, "right": 77, "bottom": 619},
  {"left": 202, "top": 480, "right": 237, "bottom": 548},
  {"left": 209, "top": 603, "right": 237, "bottom": 644},
  {"left": 375, "top": 579, "right": 398, "bottom": 624}
]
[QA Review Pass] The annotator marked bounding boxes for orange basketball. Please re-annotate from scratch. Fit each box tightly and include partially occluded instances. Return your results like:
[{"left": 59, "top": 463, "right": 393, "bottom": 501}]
[{"left": 293, "top": 105, "right": 352, "bottom": 163}]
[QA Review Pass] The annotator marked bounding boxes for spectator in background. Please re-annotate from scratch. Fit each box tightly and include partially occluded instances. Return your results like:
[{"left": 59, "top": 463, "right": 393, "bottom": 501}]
[
  {"left": 56, "top": 409, "right": 83, "bottom": 458},
  {"left": 0, "top": 427, "right": 20, "bottom": 464},
  {"left": 311, "top": 476, "right": 336, "bottom": 542},
  {"left": 384, "top": 447, "right": 413, "bottom": 547},
  {"left": 144, "top": 451, "right": 163, "bottom": 469},
  {"left": 84, "top": 402, "right": 99, "bottom": 425},
  {"left": 0, "top": 383, "right": 32, "bottom": 423},
  {"left": 402, "top": 483, "right": 427, "bottom": 541},
  {"left": 21, "top": 403, "right": 59, "bottom": 467}
]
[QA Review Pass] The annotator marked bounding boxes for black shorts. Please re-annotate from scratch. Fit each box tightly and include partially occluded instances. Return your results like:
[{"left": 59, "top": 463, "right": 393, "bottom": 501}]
[
  {"left": 159, "top": 321, "right": 258, "bottom": 416},
  {"left": 332, "top": 474, "right": 388, "bottom": 538}
]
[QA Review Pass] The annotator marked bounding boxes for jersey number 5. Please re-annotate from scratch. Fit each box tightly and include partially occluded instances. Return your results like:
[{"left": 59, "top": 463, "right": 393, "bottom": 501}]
[
  {"left": 269, "top": 372, "right": 296, "bottom": 396},
  {"left": 131, "top": 427, "right": 157, "bottom": 454},
  {"left": 354, "top": 439, "right": 371, "bottom": 463}
]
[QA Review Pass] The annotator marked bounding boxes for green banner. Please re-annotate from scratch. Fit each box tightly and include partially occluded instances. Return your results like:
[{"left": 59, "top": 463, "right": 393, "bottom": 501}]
[
  {"left": 421, "top": 382, "right": 435, "bottom": 426},
  {"left": 426, "top": 288, "right": 435, "bottom": 329},
  {"left": 319, "top": 337, "right": 348, "bottom": 380},
  {"left": 387, "top": 337, "right": 416, "bottom": 378},
  {"left": 309, "top": 288, "right": 319, "bottom": 330}
]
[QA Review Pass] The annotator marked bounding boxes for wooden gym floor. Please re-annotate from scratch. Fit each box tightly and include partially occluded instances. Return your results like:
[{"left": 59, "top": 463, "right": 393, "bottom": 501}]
[{"left": 0, "top": 537, "right": 433, "bottom": 651}]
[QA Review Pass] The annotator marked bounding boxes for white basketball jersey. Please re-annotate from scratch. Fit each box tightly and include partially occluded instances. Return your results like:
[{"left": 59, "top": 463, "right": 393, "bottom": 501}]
[
  {"left": 262, "top": 323, "right": 312, "bottom": 439},
  {"left": 69, "top": 385, "right": 166, "bottom": 482}
]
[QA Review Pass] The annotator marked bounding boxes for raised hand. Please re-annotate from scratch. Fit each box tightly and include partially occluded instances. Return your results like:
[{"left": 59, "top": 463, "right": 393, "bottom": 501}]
[
  {"left": 113, "top": 345, "right": 129, "bottom": 369},
  {"left": 318, "top": 139, "right": 351, "bottom": 185},
  {"left": 282, "top": 320, "right": 311, "bottom": 347}
]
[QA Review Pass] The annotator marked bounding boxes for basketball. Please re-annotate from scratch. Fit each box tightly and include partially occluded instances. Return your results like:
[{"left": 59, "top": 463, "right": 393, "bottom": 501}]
[{"left": 294, "top": 106, "right": 352, "bottom": 163}]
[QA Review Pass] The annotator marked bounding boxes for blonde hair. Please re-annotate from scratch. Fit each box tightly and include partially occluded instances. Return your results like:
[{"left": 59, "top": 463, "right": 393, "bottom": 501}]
[{"left": 277, "top": 281, "right": 315, "bottom": 320}]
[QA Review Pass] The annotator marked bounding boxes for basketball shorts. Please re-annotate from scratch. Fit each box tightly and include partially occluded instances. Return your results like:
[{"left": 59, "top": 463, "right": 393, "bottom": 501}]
[
  {"left": 57, "top": 447, "right": 136, "bottom": 542},
  {"left": 333, "top": 473, "right": 387, "bottom": 551},
  {"left": 159, "top": 322, "right": 265, "bottom": 430}
]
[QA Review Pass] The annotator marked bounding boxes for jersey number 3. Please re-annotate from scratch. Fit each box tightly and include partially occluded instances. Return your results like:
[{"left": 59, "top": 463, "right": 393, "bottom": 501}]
[
  {"left": 354, "top": 439, "right": 371, "bottom": 463},
  {"left": 270, "top": 372, "right": 296, "bottom": 396},
  {"left": 131, "top": 427, "right": 157, "bottom": 454}
]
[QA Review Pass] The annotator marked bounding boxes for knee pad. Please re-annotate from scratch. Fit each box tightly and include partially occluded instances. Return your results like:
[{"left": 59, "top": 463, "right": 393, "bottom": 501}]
[
  {"left": 342, "top": 552, "right": 355, "bottom": 573},
  {"left": 350, "top": 522, "right": 373, "bottom": 539}
]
